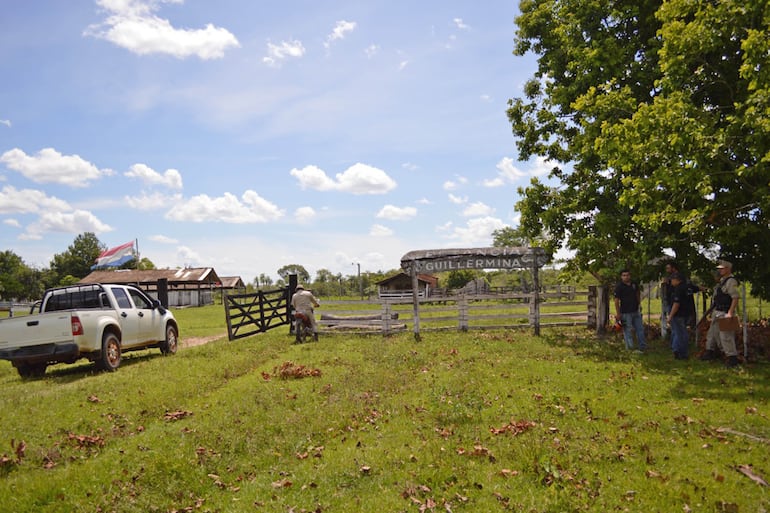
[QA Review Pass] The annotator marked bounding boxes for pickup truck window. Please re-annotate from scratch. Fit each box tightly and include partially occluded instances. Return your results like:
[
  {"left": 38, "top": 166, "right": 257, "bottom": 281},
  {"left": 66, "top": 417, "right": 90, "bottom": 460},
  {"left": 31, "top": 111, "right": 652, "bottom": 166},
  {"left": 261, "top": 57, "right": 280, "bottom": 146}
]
[
  {"left": 128, "top": 288, "right": 153, "bottom": 309},
  {"left": 111, "top": 288, "right": 132, "bottom": 309},
  {"left": 44, "top": 288, "right": 103, "bottom": 312}
]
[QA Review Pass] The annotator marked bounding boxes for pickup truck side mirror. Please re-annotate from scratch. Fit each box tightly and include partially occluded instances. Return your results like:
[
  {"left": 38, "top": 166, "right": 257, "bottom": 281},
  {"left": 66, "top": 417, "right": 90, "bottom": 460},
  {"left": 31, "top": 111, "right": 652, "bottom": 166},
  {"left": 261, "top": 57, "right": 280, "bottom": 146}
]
[{"left": 152, "top": 299, "right": 167, "bottom": 314}]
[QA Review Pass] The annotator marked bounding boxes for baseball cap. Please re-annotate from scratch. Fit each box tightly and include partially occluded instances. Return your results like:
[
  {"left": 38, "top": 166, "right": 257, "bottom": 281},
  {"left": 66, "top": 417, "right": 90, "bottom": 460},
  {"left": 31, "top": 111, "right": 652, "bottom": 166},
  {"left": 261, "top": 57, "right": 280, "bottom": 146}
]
[{"left": 716, "top": 260, "right": 732, "bottom": 270}]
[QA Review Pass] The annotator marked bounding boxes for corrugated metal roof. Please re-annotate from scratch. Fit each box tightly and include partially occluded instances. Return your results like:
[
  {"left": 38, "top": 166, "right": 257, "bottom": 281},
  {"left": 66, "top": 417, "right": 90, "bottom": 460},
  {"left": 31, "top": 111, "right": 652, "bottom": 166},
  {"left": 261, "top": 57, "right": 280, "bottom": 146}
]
[
  {"left": 220, "top": 276, "right": 245, "bottom": 288},
  {"left": 80, "top": 267, "right": 221, "bottom": 285}
]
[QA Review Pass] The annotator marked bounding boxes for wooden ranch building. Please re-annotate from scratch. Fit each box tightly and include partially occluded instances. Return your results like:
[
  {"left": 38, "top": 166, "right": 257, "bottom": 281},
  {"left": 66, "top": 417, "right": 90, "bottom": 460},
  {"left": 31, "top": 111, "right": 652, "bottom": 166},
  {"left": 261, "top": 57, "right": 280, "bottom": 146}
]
[
  {"left": 376, "top": 273, "right": 438, "bottom": 299},
  {"left": 80, "top": 267, "right": 224, "bottom": 307}
]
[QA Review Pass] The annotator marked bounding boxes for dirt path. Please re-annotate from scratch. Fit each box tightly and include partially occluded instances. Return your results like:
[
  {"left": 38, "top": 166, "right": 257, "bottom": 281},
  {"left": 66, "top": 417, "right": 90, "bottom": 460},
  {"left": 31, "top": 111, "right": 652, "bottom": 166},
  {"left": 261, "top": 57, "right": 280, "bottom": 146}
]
[{"left": 180, "top": 333, "right": 227, "bottom": 348}]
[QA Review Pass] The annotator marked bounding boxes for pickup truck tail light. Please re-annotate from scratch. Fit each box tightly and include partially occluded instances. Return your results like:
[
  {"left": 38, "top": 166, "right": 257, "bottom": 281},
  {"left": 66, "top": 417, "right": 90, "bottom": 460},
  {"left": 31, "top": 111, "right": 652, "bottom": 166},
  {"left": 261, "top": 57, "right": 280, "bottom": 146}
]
[{"left": 71, "top": 316, "right": 84, "bottom": 336}]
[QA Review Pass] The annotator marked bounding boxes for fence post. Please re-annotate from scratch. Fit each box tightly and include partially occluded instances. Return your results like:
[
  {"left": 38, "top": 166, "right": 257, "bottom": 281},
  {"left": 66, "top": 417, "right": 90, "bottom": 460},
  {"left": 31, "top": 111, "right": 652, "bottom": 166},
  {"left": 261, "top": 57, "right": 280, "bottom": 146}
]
[
  {"left": 596, "top": 285, "right": 609, "bottom": 334},
  {"left": 458, "top": 296, "right": 468, "bottom": 331},
  {"left": 587, "top": 286, "right": 596, "bottom": 329},
  {"left": 224, "top": 294, "right": 234, "bottom": 341},
  {"left": 382, "top": 301, "right": 392, "bottom": 335},
  {"left": 288, "top": 274, "right": 298, "bottom": 335}
]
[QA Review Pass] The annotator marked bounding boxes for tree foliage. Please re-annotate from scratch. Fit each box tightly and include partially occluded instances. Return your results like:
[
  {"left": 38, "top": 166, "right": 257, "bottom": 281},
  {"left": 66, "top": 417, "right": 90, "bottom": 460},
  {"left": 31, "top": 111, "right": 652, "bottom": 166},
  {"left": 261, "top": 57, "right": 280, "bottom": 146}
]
[
  {"left": 276, "top": 264, "right": 310, "bottom": 285},
  {"left": 0, "top": 251, "right": 42, "bottom": 300},
  {"left": 49, "top": 232, "right": 105, "bottom": 284},
  {"left": 509, "top": 0, "right": 770, "bottom": 294}
]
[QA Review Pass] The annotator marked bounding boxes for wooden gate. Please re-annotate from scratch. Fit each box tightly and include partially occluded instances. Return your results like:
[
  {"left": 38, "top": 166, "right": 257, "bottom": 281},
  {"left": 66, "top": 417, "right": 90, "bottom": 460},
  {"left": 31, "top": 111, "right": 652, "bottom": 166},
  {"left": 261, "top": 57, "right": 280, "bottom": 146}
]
[
  {"left": 223, "top": 275, "right": 298, "bottom": 341},
  {"left": 224, "top": 287, "right": 290, "bottom": 340}
]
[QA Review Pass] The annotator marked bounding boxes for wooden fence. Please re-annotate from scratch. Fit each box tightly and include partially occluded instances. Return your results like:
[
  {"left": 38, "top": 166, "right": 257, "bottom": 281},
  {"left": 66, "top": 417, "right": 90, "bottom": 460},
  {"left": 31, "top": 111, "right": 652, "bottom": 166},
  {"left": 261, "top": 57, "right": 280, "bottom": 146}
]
[
  {"left": 223, "top": 285, "right": 604, "bottom": 340},
  {"left": 317, "top": 287, "right": 600, "bottom": 335}
]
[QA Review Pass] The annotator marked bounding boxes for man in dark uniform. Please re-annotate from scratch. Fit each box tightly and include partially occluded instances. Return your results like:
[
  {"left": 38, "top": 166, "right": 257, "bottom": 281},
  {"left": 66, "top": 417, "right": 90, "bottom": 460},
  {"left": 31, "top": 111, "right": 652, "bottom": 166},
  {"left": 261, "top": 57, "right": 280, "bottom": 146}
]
[{"left": 613, "top": 269, "right": 646, "bottom": 352}]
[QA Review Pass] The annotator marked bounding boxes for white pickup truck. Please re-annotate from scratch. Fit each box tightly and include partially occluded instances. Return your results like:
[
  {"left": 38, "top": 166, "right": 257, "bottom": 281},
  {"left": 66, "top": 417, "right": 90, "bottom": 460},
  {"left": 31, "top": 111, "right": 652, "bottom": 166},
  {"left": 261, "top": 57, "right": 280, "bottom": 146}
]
[{"left": 0, "top": 283, "right": 179, "bottom": 378}]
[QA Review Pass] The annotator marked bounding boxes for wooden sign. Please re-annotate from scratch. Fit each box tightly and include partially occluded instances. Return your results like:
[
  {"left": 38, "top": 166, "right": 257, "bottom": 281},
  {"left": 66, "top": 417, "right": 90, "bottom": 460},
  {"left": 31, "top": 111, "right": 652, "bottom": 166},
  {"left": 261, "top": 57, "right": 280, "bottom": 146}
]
[{"left": 401, "top": 247, "right": 548, "bottom": 273}]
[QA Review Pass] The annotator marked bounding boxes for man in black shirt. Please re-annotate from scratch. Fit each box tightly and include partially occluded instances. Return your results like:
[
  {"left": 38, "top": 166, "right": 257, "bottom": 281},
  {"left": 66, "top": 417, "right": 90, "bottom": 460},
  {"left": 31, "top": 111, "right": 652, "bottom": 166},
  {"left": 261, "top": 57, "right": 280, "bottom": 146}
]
[
  {"left": 667, "top": 272, "right": 692, "bottom": 359},
  {"left": 613, "top": 269, "right": 647, "bottom": 352}
]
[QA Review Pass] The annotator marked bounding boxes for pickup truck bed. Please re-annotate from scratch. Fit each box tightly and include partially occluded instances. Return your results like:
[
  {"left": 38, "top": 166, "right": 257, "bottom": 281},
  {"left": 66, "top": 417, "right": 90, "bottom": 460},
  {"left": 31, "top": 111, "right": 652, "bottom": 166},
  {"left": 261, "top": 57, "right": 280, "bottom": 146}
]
[{"left": 0, "top": 283, "right": 179, "bottom": 378}]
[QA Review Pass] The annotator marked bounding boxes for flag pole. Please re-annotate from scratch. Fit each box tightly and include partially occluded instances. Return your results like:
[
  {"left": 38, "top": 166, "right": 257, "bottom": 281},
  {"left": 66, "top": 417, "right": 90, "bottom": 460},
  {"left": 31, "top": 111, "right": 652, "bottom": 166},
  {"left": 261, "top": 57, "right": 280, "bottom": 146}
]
[{"left": 135, "top": 238, "right": 140, "bottom": 269}]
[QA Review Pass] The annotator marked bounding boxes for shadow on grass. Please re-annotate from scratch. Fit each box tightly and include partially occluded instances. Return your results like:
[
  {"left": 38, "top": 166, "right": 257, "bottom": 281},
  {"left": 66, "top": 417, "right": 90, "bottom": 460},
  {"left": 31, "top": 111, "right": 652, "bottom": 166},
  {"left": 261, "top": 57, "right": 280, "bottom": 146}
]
[
  {"left": 37, "top": 350, "right": 167, "bottom": 384},
  {"left": 537, "top": 328, "right": 770, "bottom": 401}
]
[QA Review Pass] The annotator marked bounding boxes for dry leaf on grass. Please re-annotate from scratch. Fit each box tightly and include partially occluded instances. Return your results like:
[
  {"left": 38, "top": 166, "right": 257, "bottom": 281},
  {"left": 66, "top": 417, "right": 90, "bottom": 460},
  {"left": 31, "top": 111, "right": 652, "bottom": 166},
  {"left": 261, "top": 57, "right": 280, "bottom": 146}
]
[
  {"left": 274, "top": 361, "right": 322, "bottom": 379},
  {"left": 736, "top": 464, "right": 768, "bottom": 486}
]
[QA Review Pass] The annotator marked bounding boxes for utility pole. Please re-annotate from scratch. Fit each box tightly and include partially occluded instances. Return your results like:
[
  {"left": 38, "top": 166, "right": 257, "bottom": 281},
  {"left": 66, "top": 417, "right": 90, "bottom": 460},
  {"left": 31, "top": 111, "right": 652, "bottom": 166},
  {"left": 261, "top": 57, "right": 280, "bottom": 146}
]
[{"left": 353, "top": 262, "right": 362, "bottom": 300}]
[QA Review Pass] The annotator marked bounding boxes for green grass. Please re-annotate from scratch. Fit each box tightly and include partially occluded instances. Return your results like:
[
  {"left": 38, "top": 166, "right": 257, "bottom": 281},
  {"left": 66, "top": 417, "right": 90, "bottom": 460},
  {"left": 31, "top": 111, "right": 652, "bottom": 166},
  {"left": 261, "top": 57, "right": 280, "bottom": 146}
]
[{"left": 1, "top": 309, "right": 768, "bottom": 512}]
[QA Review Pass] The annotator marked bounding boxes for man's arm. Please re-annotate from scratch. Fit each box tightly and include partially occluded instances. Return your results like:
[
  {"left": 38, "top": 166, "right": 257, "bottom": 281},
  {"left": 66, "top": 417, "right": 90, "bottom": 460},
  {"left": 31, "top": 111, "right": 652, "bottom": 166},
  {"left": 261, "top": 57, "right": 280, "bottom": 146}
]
[{"left": 668, "top": 301, "right": 680, "bottom": 321}]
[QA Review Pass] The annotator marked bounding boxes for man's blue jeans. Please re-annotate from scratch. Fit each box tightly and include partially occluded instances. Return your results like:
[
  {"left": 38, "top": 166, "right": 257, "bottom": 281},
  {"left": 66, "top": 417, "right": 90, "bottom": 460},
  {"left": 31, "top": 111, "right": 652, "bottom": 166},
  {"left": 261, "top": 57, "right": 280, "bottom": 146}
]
[
  {"left": 621, "top": 312, "right": 646, "bottom": 351},
  {"left": 670, "top": 316, "right": 688, "bottom": 358}
]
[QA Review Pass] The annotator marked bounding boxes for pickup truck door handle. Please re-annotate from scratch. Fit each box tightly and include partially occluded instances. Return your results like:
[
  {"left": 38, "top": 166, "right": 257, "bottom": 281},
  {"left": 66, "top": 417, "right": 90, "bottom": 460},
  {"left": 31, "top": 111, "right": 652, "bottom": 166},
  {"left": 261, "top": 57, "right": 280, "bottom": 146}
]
[
  {"left": 121, "top": 312, "right": 128, "bottom": 318},
  {"left": 138, "top": 312, "right": 144, "bottom": 317},
  {"left": 27, "top": 320, "right": 39, "bottom": 326}
]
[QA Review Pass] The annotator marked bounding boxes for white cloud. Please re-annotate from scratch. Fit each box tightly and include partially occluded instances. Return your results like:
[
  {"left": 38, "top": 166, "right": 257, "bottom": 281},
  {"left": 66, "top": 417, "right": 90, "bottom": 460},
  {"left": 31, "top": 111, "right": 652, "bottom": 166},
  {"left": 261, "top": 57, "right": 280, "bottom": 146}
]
[
  {"left": 263, "top": 39, "right": 305, "bottom": 66},
  {"left": 294, "top": 206, "right": 316, "bottom": 223},
  {"left": 369, "top": 224, "right": 393, "bottom": 237},
  {"left": 22, "top": 210, "right": 113, "bottom": 240},
  {"left": 325, "top": 20, "right": 356, "bottom": 49},
  {"left": 291, "top": 163, "right": 397, "bottom": 195},
  {"left": 290, "top": 165, "right": 337, "bottom": 191},
  {"left": 124, "top": 191, "right": 183, "bottom": 210},
  {"left": 402, "top": 162, "right": 419, "bottom": 171},
  {"left": 443, "top": 176, "right": 467, "bottom": 191},
  {"left": 0, "top": 119, "right": 11, "bottom": 128},
  {"left": 453, "top": 18, "right": 470, "bottom": 30},
  {"left": 484, "top": 157, "right": 527, "bottom": 187},
  {"left": 0, "top": 186, "right": 71, "bottom": 214},
  {"left": 0, "top": 148, "right": 110, "bottom": 187},
  {"left": 364, "top": 44, "right": 379, "bottom": 58},
  {"left": 125, "top": 163, "right": 183, "bottom": 189},
  {"left": 448, "top": 193, "right": 467, "bottom": 205},
  {"left": 480, "top": 94, "right": 492, "bottom": 102},
  {"left": 150, "top": 234, "right": 178, "bottom": 244},
  {"left": 445, "top": 216, "right": 506, "bottom": 245},
  {"left": 376, "top": 205, "right": 417, "bottom": 221},
  {"left": 3, "top": 218, "right": 20, "bottom": 228},
  {"left": 461, "top": 201, "right": 494, "bottom": 217},
  {"left": 0, "top": 185, "right": 112, "bottom": 239},
  {"left": 336, "top": 164, "right": 397, "bottom": 194},
  {"left": 176, "top": 244, "right": 202, "bottom": 266},
  {"left": 85, "top": 0, "right": 240, "bottom": 59},
  {"left": 417, "top": 197, "right": 431, "bottom": 205},
  {"left": 398, "top": 60, "right": 409, "bottom": 71},
  {"left": 165, "top": 190, "right": 284, "bottom": 223},
  {"left": 531, "top": 156, "right": 553, "bottom": 176}
]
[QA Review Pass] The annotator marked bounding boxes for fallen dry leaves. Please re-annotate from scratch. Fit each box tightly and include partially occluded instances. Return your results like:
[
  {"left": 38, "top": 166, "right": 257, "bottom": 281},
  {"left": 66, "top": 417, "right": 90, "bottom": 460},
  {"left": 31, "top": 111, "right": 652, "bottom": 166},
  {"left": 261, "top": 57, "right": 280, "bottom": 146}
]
[
  {"left": 274, "top": 361, "right": 322, "bottom": 379},
  {"left": 490, "top": 419, "right": 537, "bottom": 436},
  {"left": 164, "top": 410, "right": 194, "bottom": 421}
]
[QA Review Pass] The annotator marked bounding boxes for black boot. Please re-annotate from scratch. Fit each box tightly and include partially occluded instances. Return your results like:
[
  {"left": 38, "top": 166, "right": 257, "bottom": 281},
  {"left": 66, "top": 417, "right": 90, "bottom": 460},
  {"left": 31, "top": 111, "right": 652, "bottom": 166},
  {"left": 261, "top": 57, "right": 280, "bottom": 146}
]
[
  {"left": 699, "top": 349, "right": 718, "bottom": 361},
  {"left": 313, "top": 333, "right": 319, "bottom": 342},
  {"left": 725, "top": 355, "right": 740, "bottom": 367}
]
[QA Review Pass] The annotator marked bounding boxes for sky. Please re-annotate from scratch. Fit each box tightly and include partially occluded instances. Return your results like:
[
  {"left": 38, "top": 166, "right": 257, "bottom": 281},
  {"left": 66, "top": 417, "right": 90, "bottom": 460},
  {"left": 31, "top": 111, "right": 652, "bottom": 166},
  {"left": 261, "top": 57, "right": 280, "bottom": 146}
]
[{"left": 0, "top": 0, "right": 548, "bottom": 283}]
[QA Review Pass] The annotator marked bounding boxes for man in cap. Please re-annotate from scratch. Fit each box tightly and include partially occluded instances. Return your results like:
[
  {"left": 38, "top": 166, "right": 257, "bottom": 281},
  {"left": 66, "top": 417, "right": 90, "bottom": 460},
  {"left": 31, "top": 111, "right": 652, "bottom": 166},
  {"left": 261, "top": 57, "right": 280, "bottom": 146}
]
[
  {"left": 701, "top": 260, "right": 740, "bottom": 366},
  {"left": 613, "top": 269, "right": 647, "bottom": 352},
  {"left": 291, "top": 284, "right": 320, "bottom": 342},
  {"left": 666, "top": 272, "right": 692, "bottom": 359}
]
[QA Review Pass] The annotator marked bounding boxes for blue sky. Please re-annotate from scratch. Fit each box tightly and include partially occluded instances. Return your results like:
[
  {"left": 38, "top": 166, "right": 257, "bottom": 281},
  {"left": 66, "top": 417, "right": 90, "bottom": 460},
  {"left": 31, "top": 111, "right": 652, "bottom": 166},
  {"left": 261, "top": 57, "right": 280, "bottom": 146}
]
[{"left": 0, "top": 0, "right": 548, "bottom": 282}]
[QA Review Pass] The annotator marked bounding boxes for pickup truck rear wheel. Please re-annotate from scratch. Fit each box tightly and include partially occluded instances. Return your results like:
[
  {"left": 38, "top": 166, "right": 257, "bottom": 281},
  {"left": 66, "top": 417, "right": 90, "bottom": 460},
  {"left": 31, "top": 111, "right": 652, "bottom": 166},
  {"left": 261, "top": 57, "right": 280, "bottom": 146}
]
[
  {"left": 160, "top": 324, "right": 178, "bottom": 355},
  {"left": 97, "top": 332, "right": 121, "bottom": 372},
  {"left": 16, "top": 362, "right": 47, "bottom": 379}
]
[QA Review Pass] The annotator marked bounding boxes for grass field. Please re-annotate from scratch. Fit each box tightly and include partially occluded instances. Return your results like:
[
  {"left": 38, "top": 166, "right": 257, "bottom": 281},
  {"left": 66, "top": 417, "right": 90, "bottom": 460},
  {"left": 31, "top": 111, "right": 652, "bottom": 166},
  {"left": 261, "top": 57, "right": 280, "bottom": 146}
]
[{"left": 0, "top": 306, "right": 768, "bottom": 512}]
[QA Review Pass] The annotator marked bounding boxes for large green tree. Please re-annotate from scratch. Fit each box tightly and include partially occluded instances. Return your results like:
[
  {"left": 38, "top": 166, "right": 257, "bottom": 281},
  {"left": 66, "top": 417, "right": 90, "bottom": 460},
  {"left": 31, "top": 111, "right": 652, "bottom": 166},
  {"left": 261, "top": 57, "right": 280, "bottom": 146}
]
[
  {"left": 276, "top": 264, "right": 310, "bottom": 285},
  {"left": 0, "top": 250, "right": 42, "bottom": 300},
  {"left": 49, "top": 232, "right": 105, "bottom": 284},
  {"left": 509, "top": 0, "right": 770, "bottom": 293}
]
